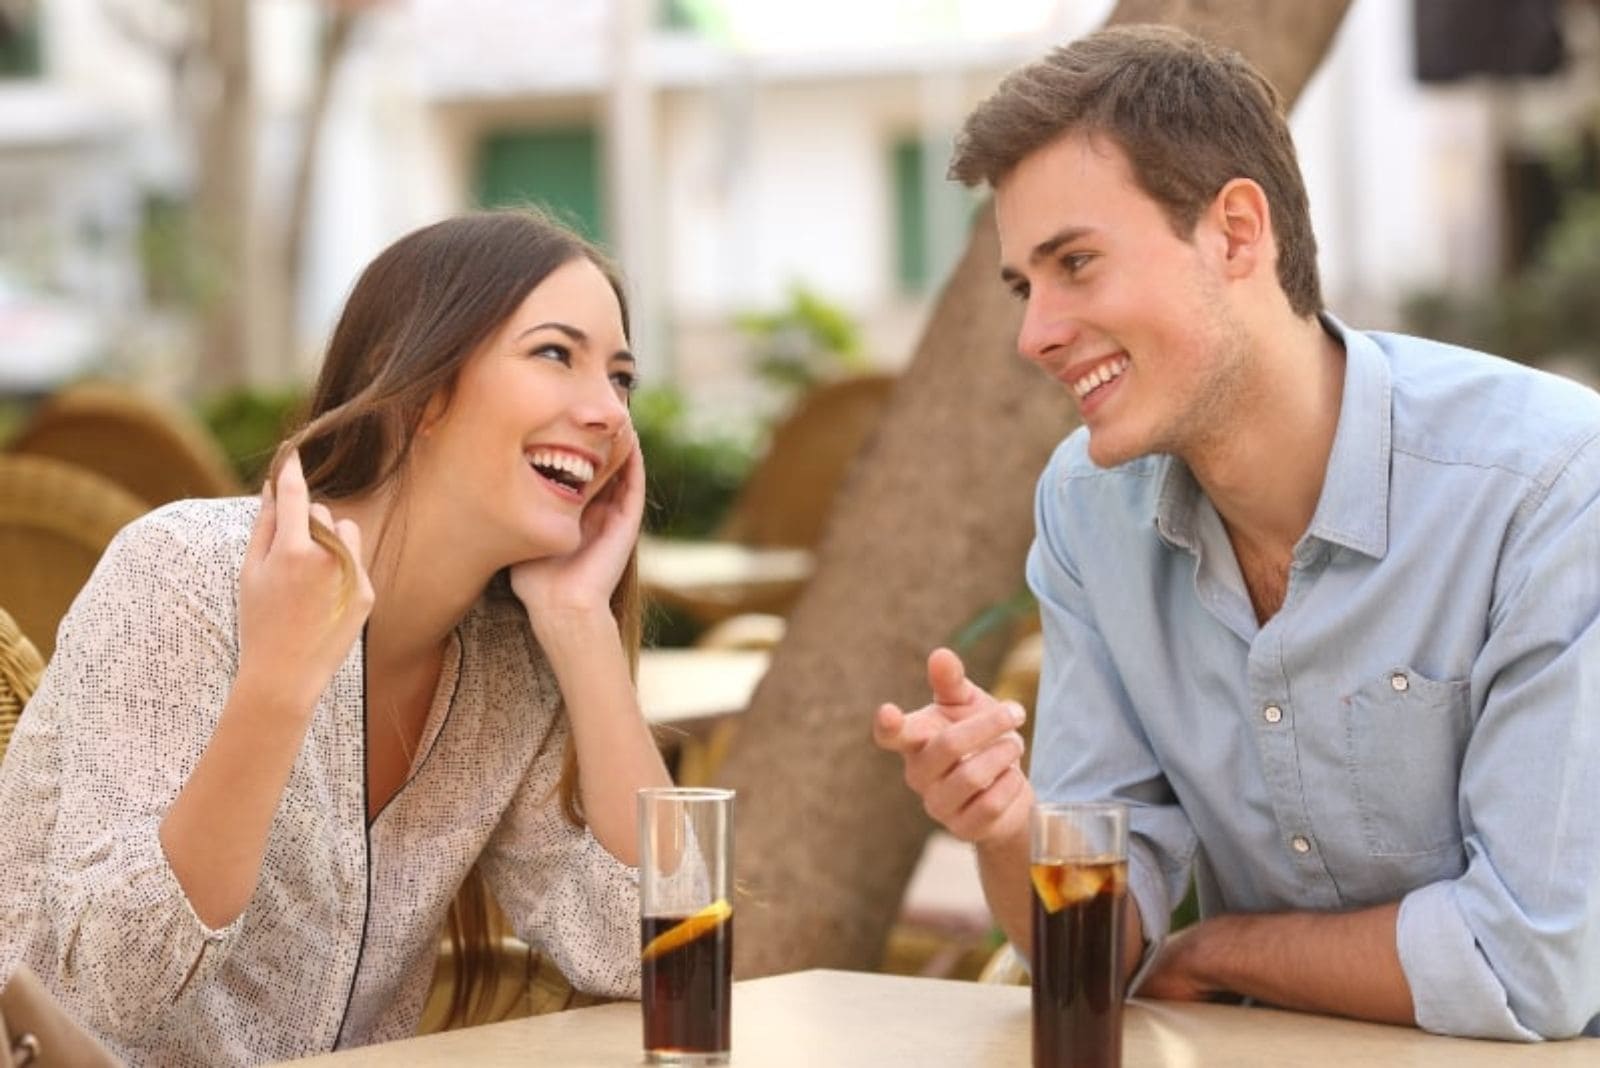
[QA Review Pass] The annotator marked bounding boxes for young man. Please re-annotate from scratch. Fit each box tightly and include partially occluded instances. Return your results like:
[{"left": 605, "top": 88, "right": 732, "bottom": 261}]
[{"left": 874, "top": 25, "right": 1600, "bottom": 1041}]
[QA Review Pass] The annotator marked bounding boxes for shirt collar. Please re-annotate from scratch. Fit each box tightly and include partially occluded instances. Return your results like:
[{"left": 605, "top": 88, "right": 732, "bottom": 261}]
[
  {"left": 1151, "top": 312, "right": 1391, "bottom": 559},
  {"left": 1305, "top": 312, "right": 1391, "bottom": 559}
]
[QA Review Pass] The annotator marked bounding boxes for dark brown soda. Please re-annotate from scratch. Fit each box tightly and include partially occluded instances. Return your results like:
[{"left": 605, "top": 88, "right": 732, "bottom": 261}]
[
  {"left": 642, "top": 914, "right": 733, "bottom": 1055},
  {"left": 1031, "top": 860, "right": 1127, "bottom": 1068}
]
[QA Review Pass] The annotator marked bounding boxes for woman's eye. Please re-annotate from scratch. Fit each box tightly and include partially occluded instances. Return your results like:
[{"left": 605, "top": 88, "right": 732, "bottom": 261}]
[
  {"left": 610, "top": 369, "right": 639, "bottom": 394},
  {"left": 532, "top": 343, "right": 572, "bottom": 365}
]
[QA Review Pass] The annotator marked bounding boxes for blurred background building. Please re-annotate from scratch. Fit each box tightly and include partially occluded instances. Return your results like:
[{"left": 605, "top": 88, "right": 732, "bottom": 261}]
[{"left": 1, "top": 0, "right": 1598, "bottom": 416}]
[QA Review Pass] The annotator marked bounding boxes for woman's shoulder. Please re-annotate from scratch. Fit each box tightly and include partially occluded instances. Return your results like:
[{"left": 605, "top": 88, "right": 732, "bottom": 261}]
[{"left": 102, "top": 496, "right": 260, "bottom": 580}]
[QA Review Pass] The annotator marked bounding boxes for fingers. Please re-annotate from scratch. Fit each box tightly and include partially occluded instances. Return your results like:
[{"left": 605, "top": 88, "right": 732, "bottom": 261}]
[
  {"left": 927, "top": 648, "right": 975, "bottom": 708},
  {"left": 334, "top": 517, "right": 375, "bottom": 602},
  {"left": 942, "top": 765, "right": 1030, "bottom": 842},
  {"left": 919, "top": 730, "right": 1026, "bottom": 822},
  {"left": 272, "top": 450, "right": 312, "bottom": 552},
  {"left": 872, "top": 703, "right": 910, "bottom": 752},
  {"left": 243, "top": 478, "right": 276, "bottom": 569},
  {"left": 907, "top": 703, "right": 1026, "bottom": 793},
  {"left": 616, "top": 427, "right": 646, "bottom": 519}
]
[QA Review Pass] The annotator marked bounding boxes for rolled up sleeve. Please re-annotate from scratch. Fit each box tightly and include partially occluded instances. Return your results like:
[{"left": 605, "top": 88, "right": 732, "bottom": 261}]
[
  {"left": 1399, "top": 438, "right": 1600, "bottom": 1040},
  {"left": 12, "top": 509, "right": 248, "bottom": 1044},
  {"left": 1026, "top": 461, "right": 1197, "bottom": 987}
]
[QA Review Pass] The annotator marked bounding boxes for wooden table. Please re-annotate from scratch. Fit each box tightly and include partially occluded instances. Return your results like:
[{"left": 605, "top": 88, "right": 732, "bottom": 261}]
[
  {"left": 279, "top": 969, "right": 1595, "bottom": 1066},
  {"left": 638, "top": 536, "right": 814, "bottom": 624}
]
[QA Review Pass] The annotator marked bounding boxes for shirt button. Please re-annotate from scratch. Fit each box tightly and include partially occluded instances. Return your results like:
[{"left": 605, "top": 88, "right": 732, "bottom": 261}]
[
  {"left": 1263, "top": 704, "right": 1283, "bottom": 724},
  {"left": 1390, "top": 672, "right": 1409, "bottom": 693},
  {"left": 1291, "top": 835, "right": 1312, "bottom": 855}
]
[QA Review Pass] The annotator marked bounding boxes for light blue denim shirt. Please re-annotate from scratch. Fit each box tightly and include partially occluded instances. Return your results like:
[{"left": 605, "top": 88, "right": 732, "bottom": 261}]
[{"left": 1026, "top": 316, "right": 1600, "bottom": 1041}]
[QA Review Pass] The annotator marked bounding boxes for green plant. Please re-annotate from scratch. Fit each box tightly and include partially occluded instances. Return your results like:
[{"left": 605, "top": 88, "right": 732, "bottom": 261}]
[
  {"left": 1402, "top": 148, "right": 1600, "bottom": 371},
  {"left": 631, "top": 386, "right": 755, "bottom": 538},
  {"left": 198, "top": 388, "right": 306, "bottom": 486},
  {"left": 735, "top": 285, "right": 870, "bottom": 395}
]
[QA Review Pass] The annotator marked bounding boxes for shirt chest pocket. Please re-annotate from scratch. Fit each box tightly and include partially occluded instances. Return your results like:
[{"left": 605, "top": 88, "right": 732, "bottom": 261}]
[{"left": 1341, "top": 667, "right": 1472, "bottom": 857}]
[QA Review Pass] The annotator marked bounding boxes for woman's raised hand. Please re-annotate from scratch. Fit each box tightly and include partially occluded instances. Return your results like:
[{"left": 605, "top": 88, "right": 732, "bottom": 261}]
[
  {"left": 237, "top": 450, "right": 375, "bottom": 714},
  {"left": 510, "top": 426, "right": 645, "bottom": 633}
]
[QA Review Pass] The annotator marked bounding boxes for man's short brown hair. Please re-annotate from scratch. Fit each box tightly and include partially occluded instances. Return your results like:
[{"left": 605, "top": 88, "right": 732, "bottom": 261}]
[{"left": 950, "top": 25, "right": 1321, "bottom": 318}]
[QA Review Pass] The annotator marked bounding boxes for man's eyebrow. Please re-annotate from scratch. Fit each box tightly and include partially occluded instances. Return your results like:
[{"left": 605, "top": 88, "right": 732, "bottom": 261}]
[{"left": 998, "top": 225, "right": 1097, "bottom": 284}]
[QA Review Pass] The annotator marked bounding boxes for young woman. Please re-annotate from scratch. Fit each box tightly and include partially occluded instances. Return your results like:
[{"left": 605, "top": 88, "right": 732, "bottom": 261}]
[{"left": 0, "top": 211, "right": 672, "bottom": 1065}]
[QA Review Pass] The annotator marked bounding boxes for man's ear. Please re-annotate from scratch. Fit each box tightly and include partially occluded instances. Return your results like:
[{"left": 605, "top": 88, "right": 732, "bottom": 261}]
[{"left": 1210, "top": 177, "right": 1272, "bottom": 283}]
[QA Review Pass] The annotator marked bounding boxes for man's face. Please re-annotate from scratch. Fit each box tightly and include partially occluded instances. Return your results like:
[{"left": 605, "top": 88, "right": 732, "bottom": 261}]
[{"left": 995, "top": 133, "right": 1253, "bottom": 469}]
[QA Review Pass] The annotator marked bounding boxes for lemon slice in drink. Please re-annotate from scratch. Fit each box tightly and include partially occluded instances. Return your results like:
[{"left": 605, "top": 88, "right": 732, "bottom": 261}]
[
  {"left": 1030, "top": 866, "right": 1067, "bottom": 914},
  {"left": 641, "top": 898, "right": 733, "bottom": 962}
]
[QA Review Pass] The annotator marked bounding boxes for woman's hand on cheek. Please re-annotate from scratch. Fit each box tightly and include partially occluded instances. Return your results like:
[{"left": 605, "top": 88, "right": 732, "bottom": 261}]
[{"left": 510, "top": 425, "right": 644, "bottom": 633}]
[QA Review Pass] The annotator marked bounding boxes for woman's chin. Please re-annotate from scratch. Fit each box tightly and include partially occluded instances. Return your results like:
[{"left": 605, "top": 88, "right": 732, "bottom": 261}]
[{"left": 517, "top": 517, "right": 584, "bottom": 559}]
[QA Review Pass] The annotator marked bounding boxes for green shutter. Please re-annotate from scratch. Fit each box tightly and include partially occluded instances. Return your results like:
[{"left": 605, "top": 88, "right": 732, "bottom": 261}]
[
  {"left": 475, "top": 126, "right": 604, "bottom": 245},
  {"left": 893, "top": 139, "right": 929, "bottom": 292},
  {"left": 0, "top": 11, "right": 42, "bottom": 78}
]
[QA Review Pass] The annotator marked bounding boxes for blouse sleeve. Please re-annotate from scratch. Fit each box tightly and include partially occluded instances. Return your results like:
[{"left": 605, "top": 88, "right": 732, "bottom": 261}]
[
  {"left": 478, "top": 712, "right": 642, "bottom": 1000},
  {"left": 0, "top": 506, "right": 249, "bottom": 1045}
]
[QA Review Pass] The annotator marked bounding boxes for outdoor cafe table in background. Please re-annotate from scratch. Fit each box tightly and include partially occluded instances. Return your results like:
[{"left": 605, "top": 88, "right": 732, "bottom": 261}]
[
  {"left": 277, "top": 969, "right": 1596, "bottom": 1067},
  {"left": 637, "top": 535, "right": 814, "bottom": 624},
  {"left": 636, "top": 647, "right": 769, "bottom": 784}
]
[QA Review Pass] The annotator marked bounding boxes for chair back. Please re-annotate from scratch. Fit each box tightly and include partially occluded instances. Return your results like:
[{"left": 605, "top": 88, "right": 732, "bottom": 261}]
[
  {"left": 0, "top": 454, "right": 148, "bottom": 660},
  {"left": 0, "top": 605, "right": 45, "bottom": 759},
  {"left": 8, "top": 381, "right": 241, "bottom": 507},
  {"left": 717, "top": 373, "right": 895, "bottom": 549}
]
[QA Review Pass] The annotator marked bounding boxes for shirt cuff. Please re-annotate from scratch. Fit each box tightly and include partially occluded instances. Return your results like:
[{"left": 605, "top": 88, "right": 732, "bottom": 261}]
[
  {"left": 1123, "top": 841, "right": 1171, "bottom": 996},
  {"left": 1397, "top": 880, "right": 1539, "bottom": 1041}
]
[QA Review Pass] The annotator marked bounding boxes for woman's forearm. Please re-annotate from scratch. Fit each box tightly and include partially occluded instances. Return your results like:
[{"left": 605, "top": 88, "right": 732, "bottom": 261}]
[
  {"left": 158, "top": 669, "right": 318, "bottom": 928},
  {"left": 532, "top": 611, "right": 671, "bottom": 865}
]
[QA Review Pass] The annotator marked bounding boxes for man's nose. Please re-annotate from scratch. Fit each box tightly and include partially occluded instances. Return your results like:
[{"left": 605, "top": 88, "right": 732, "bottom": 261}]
[{"left": 1016, "top": 291, "right": 1080, "bottom": 367}]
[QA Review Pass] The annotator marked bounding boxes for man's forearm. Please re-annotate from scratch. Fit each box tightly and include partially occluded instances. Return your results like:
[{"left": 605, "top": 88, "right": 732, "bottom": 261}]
[
  {"left": 976, "top": 825, "right": 1034, "bottom": 957},
  {"left": 1154, "top": 901, "right": 1415, "bottom": 1026}
]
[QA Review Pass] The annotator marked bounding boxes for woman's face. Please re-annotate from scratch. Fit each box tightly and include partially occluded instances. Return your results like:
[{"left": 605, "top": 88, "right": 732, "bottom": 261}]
[{"left": 412, "top": 257, "right": 636, "bottom": 562}]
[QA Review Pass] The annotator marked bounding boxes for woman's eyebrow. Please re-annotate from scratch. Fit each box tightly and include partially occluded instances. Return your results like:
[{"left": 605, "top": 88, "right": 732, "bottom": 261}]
[{"left": 517, "top": 321, "right": 587, "bottom": 343}]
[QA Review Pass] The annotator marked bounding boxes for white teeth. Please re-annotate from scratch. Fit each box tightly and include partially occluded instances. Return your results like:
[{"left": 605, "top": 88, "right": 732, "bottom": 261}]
[
  {"left": 527, "top": 448, "right": 595, "bottom": 485},
  {"left": 1071, "top": 356, "right": 1130, "bottom": 399}
]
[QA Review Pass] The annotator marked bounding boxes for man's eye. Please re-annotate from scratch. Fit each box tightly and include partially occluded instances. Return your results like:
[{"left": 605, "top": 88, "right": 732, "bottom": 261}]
[
  {"left": 1008, "top": 283, "right": 1030, "bottom": 302},
  {"left": 1062, "top": 253, "right": 1093, "bottom": 275}
]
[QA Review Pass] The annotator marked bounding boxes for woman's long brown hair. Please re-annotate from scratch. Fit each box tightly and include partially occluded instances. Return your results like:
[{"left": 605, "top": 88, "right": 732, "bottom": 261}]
[{"left": 265, "top": 210, "right": 642, "bottom": 1029}]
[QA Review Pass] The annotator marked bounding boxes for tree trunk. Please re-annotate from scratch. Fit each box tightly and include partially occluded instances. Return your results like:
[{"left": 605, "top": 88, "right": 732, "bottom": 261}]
[
  {"left": 192, "top": 0, "right": 254, "bottom": 392},
  {"left": 714, "top": 0, "right": 1353, "bottom": 977}
]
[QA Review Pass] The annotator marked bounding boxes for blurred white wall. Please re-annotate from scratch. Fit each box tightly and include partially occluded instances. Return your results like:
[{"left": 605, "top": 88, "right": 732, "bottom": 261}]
[{"left": 12, "top": 0, "right": 1599, "bottom": 396}]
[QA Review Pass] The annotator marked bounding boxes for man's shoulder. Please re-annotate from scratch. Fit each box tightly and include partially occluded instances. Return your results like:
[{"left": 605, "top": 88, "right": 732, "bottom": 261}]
[
  {"left": 1035, "top": 429, "right": 1166, "bottom": 534},
  {"left": 1041, "top": 428, "right": 1165, "bottom": 487},
  {"left": 1372, "top": 331, "right": 1600, "bottom": 481}
]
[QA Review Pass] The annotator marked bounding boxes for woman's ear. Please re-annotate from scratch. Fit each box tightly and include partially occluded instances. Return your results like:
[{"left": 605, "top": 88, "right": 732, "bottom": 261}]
[{"left": 417, "top": 390, "right": 450, "bottom": 438}]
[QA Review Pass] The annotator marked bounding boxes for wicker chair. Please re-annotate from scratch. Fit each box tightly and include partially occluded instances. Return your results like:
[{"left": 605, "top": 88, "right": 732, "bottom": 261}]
[
  {"left": 7, "top": 381, "right": 241, "bottom": 507},
  {"left": 0, "top": 605, "right": 45, "bottom": 759},
  {"left": 716, "top": 373, "right": 896, "bottom": 550},
  {"left": 0, "top": 455, "right": 148, "bottom": 659}
]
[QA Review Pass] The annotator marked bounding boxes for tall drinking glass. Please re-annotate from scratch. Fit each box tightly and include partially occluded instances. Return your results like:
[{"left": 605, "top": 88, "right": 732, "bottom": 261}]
[
  {"left": 639, "top": 787, "right": 735, "bottom": 1066},
  {"left": 1030, "top": 801, "right": 1128, "bottom": 1068}
]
